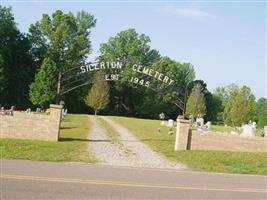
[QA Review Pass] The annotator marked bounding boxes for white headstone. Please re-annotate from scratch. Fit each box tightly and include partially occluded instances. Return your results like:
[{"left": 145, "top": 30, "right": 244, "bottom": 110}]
[
  {"left": 205, "top": 121, "right": 212, "bottom": 130},
  {"left": 264, "top": 126, "right": 267, "bottom": 137},
  {"left": 196, "top": 117, "right": 204, "bottom": 127},
  {"left": 159, "top": 112, "right": 165, "bottom": 120},
  {"left": 241, "top": 124, "right": 255, "bottom": 137},
  {"left": 167, "top": 119, "right": 174, "bottom": 128}
]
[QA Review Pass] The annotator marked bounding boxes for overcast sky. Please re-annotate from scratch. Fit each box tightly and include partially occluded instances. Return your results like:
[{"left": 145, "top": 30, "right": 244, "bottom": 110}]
[{"left": 1, "top": 0, "right": 266, "bottom": 98}]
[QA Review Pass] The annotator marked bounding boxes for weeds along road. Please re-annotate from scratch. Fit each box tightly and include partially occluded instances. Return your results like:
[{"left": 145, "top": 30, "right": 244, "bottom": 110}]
[{"left": 1, "top": 159, "right": 266, "bottom": 200}]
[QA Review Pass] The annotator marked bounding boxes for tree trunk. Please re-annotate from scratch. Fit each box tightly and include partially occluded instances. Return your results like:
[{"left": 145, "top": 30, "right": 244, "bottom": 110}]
[
  {"left": 94, "top": 110, "right": 97, "bottom": 116},
  {"left": 56, "top": 71, "right": 61, "bottom": 105}
]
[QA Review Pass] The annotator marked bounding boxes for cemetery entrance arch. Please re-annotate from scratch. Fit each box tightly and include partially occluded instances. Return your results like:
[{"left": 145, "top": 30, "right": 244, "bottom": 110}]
[{"left": 58, "top": 61, "right": 189, "bottom": 113}]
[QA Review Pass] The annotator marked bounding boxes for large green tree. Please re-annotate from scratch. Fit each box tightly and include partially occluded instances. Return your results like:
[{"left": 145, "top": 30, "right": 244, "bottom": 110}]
[
  {"left": 29, "top": 57, "right": 57, "bottom": 107},
  {"left": 99, "top": 29, "right": 161, "bottom": 116},
  {"left": 142, "top": 57, "right": 195, "bottom": 118},
  {"left": 215, "top": 84, "right": 255, "bottom": 126},
  {"left": 0, "top": 6, "right": 35, "bottom": 108},
  {"left": 29, "top": 10, "right": 96, "bottom": 108},
  {"left": 99, "top": 29, "right": 195, "bottom": 118}
]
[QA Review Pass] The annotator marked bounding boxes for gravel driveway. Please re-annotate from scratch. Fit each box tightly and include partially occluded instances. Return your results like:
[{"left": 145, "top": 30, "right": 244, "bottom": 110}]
[{"left": 88, "top": 116, "right": 183, "bottom": 169}]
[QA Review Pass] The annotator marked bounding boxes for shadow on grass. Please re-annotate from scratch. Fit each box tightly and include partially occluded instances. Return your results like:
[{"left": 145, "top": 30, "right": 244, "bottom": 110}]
[
  {"left": 60, "top": 126, "right": 77, "bottom": 130},
  {"left": 62, "top": 118, "right": 70, "bottom": 122},
  {"left": 59, "top": 138, "right": 112, "bottom": 142},
  {"left": 59, "top": 137, "right": 172, "bottom": 143}
]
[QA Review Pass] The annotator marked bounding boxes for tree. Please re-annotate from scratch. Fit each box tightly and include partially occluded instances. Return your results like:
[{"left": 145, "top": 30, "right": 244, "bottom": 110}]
[
  {"left": 84, "top": 72, "right": 110, "bottom": 115},
  {"left": 254, "top": 98, "right": 267, "bottom": 128},
  {"left": 99, "top": 28, "right": 160, "bottom": 65},
  {"left": 142, "top": 57, "right": 195, "bottom": 118},
  {"left": 0, "top": 55, "right": 4, "bottom": 94},
  {"left": 223, "top": 85, "right": 255, "bottom": 126},
  {"left": 187, "top": 80, "right": 217, "bottom": 122},
  {"left": 29, "top": 57, "right": 57, "bottom": 107},
  {"left": 99, "top": 29, "right": 196, "bottom": 118},
  {"left": 185, "top": 84, "right": 206, "bottom": 118},
  {"left": 209, "top": 94, "right": 224, "bottom": 124},
  {"left": 0, "top": 6, "right": 35, "bottom": 108},
  {"left": 212, "top": 84, "right": 239, "bottom": 124},
  {"left": 99, "top": 29, "right": 161, "bottom": 116},
  {"left": 29, "top": 10, "right": 96, "bottom": 107}
]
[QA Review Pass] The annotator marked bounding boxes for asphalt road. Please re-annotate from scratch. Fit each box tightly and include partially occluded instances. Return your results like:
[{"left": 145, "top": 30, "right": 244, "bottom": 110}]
[{"left": 1, "top": 159, "right": 266, "bottom": 200}]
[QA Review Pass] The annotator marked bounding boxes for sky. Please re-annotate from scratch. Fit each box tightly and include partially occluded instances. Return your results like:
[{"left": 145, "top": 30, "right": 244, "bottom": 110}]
[{"left": 1, "top": 0, "right": 266, "bottom": 98}]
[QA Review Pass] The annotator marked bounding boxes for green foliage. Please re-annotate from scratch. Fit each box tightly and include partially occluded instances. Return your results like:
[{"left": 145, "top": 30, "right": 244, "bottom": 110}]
[
  {"left": 209, "top": 94, "right": 224, "bottom": 123},
  {"left": 254, "top": 98, "right": 267, "bottom": 128},
  {"left": 151, "top": 57, "right": 195, "bottom": 106},
  {"left": 187, "top": 80, "right": 215, "bottom": 122},
  {"left": 99, "top": 28, "right": 160, "bottom": 65},
  {"left": 99, "top": 29, "right": 195, "bottom": 118},
  {"left": 28, "top": 10, "right": 96, "bottom": 108},
  {"left": 223, "top": 85, "right": 255, "bottom": 126},
  {"left": 0, "top": 54, "right": 5, "bottom": 94},
  {"left": 185, "top": 84, "right": 206, "bottom": 118},
  {"left": 138, "top": 57, "right": 195, "bottom": 118},
  {"left": 0, "top": 6, "right": 35, "bottom": 108},
  {"left": 99, "top": 29, "right": 161, "bottom": 116},
  {"left": 29, "top": 57, "right": 58, "bottom": 107},
  {"left": 84, "top": 72, "right": 110, "bottom": 115}
]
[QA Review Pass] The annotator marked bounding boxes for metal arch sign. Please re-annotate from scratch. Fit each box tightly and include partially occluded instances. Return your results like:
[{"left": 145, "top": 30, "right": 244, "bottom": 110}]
[
  {"left": 79, "top": 61, "right": 175, "bottom": 86},
  {"left": 59, "top": 61, "right": 176, "bottom": 96}
]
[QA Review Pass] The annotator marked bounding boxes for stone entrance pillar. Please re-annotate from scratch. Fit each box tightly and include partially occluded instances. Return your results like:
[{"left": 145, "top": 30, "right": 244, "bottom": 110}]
[
  {"left": 174, "top": 117, "right": 190, "bottom": 151},
  {"left": 49, "top": 104, "right": 63, "bottom": 141}
]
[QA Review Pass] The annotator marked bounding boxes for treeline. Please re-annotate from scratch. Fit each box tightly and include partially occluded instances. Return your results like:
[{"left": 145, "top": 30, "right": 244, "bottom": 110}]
[{"left": 0, "top": 7, "right": 266, "bottom": 127}]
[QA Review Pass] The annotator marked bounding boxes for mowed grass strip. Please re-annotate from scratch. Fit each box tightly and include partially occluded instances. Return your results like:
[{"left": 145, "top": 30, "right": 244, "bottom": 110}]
[
  {"left": 110, "top": 116, "right": 267, "bottom": 175},
  {"left": 0, "top": 114, "right": 96, "bottom": 163},
  {"left": 96, "top": 116, "right": 121, "bottom": 145}
]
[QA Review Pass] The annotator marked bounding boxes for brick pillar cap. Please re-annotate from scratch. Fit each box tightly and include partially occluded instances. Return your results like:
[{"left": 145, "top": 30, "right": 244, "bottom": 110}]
[{"left": 50, "top": 104, "right": 63, "bottom": 109}]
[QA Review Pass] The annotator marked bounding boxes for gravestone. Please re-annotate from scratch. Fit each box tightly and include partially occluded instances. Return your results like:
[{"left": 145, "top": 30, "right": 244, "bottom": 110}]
[
  {"left": 159, "top": 112, "right": 165, "bottom": 126},
  {"left": 205, "top": 121, "right": 212, "bottom": 130},
  {"left": 241, "top": 124, "right": 255, "bottom": 137},
  {"left": 62, "top": 109, "right": 68, "bottom": 116},
  {"left": 167, "top": 119, "right": 174, "bottom": 128},
  {"left": 264, "top": 126, "right": 267, "bottom": 137},
  {"left": 159, "top": 112, "right": 165, "bottom": 120},
  {"left": 196, "top": 116, "right": 204, "bottom": 127}
]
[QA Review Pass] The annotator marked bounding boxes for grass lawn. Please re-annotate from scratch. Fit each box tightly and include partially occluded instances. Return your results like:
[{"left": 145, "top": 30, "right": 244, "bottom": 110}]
[
  {"left": 110, "top": 116, "right": 267, "bottom": 175},
  {"left": 210, "top": 125, "right": 237, "bottom": 133},
  {"left": 0, "top": 114, "right": 95, "bottom": 163}
]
